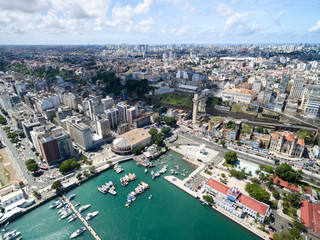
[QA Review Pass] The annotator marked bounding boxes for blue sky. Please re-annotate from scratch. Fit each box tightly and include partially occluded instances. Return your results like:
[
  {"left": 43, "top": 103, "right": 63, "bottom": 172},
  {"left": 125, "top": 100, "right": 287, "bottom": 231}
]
[{"left": 0, "top": 0, "right": 319, "bottom": 44}]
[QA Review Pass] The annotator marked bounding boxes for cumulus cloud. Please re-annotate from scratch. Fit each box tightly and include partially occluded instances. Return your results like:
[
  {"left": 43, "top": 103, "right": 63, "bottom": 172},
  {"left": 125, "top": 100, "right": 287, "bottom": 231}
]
[
  {"left": 216, "top": 3, "right": 234, "bottom": 17},
  {"left": 307, "top": 20, "right": 320, "bottom": 33},
  {"left": 224, "top": 12, "right": 259, "bottom": 36}
]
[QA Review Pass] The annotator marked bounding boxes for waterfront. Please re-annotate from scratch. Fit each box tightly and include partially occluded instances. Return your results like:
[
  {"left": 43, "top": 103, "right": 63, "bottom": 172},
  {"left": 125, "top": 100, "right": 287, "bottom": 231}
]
[{"left": 7, "top": 151, "right": 260, "bottom": 240}]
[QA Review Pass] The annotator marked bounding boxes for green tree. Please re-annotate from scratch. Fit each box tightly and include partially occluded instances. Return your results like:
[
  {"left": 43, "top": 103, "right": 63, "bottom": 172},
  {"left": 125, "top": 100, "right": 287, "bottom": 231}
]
[
  {"left": 31, "top": 146, "right": 36, "bottom": 152},
  {"left": 275, "top": 164, "right": 302, "bottom": 184},
  {"left": 203, "top": 195, "right": 214, "bottom": 204},
  {"left": 76, "top": 173, "right": 82, "bottom": 180},
  {"left": 89, "top": 166, "right": 96, "bottom": 174},
  {"left": 59, "top": 158, "right": 80, "bottom": 174},
  {"left": 221, "top": 140, "right": 226, "bottom": 146},
  {"left": 27, "top": 162, "right": 39, "bottom": 172},
  {"left": 51, "top": 180, "right": 62, "bottom": 192},
  {"left": 33, "top": 191, "right": 41, "bottom": 200},
  {"left": 161, "top": 127, "right": 171, "bottom": 136},
  {"left": 148, "top": 128, "right": 158, "bottom": 137},
  {"left": 224, "top": 151, "right": 238, "bottom": 165},
  {"left": 229, "top": 169, "right": 246, "bottom": 180},
  {"left": 26, "top": 159, "right": 36, "bottom": 165},
  {"left": 155, "top": 138, "right": 164, "bottom": 147},
  {"left": 18, "top": 132, "right": 25, "bottom": 138},
  {"left": 49, "top": 114, "right": 55, "bottom": 123},
  {"left": 245, "top": 183, "right": 270, "bottom": 203}
]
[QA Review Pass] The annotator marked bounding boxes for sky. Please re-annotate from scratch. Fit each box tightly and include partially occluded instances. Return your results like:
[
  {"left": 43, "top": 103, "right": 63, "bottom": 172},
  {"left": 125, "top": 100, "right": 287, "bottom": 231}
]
[{"left": 0, "top": 0, "right": 320, "bottom": 45}]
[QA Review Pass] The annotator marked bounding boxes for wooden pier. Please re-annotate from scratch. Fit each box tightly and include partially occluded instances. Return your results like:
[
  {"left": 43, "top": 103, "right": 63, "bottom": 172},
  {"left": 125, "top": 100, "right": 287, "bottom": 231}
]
[{"left": 62, "top": 195, "right": 101, "bottom": 240}]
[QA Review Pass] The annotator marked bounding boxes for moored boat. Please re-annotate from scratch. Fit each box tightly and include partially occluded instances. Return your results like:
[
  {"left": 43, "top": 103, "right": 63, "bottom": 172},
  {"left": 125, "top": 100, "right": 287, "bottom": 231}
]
[
  {"left": 79, "top": 204, "right": 91, "bottom": 213},
  {"left": 68, "top": 214, "right": 77, "bottom": 223},
  {"left": 70, "top": 227, "right": 86, "bottom": 238},
  {"left": 74, "top": 202, "right": 81, "bottom": 207},
  {"left": 68, "top": 194, "right": 76, "bottom": 200},
  {"left": 85, "top": 211, "right": 99, "bottom": 220},
  {"left": 3, "top": 230, "right": 20, "bottom": 240}
]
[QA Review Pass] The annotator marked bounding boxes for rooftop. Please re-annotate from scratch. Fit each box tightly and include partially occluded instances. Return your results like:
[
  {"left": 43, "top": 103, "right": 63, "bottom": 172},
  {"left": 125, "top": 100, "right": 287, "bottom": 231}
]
[
  {"left": 121, "top": 128, "right": 151, "bottom": 146},
  {"left": 272, "top": 131, "right": 305, "bottom": 146},
  {"left": 301, "top": 200, "right": 320, "bottom": 233}
]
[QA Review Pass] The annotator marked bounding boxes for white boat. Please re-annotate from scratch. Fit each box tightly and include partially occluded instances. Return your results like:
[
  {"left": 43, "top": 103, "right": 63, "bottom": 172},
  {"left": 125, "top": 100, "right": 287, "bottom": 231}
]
[
  {"left": 108, "top": 188, "right": 117, "bottom": 195},
  {"left": 68, "top": 214, "right": 77, "bottom": 223},
  {"left": 4, "top": 230, "right": 20, "bottom": 240},
  {"left": 151, "top": 171, "right": 154, "bottom": 175},
  {"left": 74, "top": 202, "right": 81, "bottom": 207},
  {"left": 50, "top": 200, "right": 60, "bottom": 208},
  {"left": 148, "top": 195, "right": 152, "bottom": 199},
  {"left": 79, "top": 204, "right": 91, "bottom": 213},
  {"left": 145, "top": 169, "right": 148, "bottom": 173},
  {"left": 68, "top": 194, "right": 76, "bottom": 200},
  {"left": 60, "top": 210, "right": 72, "bottom": 219},
  {"left": 85, "top": 211, "right": 99, "bottom": 220},
  {"left": 70, "top": 227, "right": 86, "bottom": 238}
]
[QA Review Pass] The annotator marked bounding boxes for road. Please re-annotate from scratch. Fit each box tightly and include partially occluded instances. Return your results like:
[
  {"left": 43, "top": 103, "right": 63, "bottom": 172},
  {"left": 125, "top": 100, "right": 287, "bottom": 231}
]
[{"left": 177, "top": 131, "right": 320, "bottom": 184}]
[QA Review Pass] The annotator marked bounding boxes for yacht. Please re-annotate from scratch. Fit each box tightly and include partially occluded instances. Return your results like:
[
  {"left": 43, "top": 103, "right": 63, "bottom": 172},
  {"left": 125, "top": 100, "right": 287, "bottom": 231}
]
[
  {"left": 56, "top": 200, "right": 66, "bottom": 209},
  {"left": 68, "top": 194, "right": 76, "bottom": 200},
  {"left": 74, "top": 202, "right": 81, "bottom": 207},
  {"left": 145, "top": 169, "right": 148, "bottom": 173},
  {"left": 85, "top": 211, "right": 99, "bottom": 220},
  {"left": 79, "top": 204, "right": 91, "bottom": 213},
  {"left": 70, "top": 227, "right": 86, "bottom": 238},
  {"left": 148, "top": 194, "right": 152, "bottom": 200},
  {"left": 108, "top": 188, "right": 117, "bottom": 195},
  {"left": 49, "top": 200, "right": 60, "bottom": 208},
  {"left": 60, "top": 210, "right": 72, "bottom": 219},
  {"left": 3, "top": 230, "right": 20, "bottom": 240},
  {"left": 68, "top": 214, "right": 77, "bottom": 223}
]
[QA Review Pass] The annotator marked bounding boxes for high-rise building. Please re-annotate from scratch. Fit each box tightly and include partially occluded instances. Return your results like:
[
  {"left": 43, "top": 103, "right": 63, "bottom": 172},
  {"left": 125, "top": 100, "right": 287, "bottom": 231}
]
[
  {"left": 278, "top": 76, "right": 289, "bottom": 94},
  {"left": 117, "top": 103, "right": 128, "bottom": 123},
  {"left": 67, "top": 121, "right": 93, "bottom": 150},
  {"left": 101, "top": 96, "right": 114, "bottom": 110},
  {"left": 289, "top": 77, "right": 306, "bottom": 100},
  {"left": 127, "top": 106, "right": 138, "bottom": 124},
  {"left": 252, "top": 80, "right": 262, "bottom": 94},
  {"left": 96, "top": 118, "right": 111, "bottom": 139},
  {"left": 120, "top": 89, "right": 128, "bottom": 101},
  {"left": 105, "top": 108, "right": 119, "bottom": 129},
  {"left": 262, "top": 87, "right": 273, "bottom": 107}
]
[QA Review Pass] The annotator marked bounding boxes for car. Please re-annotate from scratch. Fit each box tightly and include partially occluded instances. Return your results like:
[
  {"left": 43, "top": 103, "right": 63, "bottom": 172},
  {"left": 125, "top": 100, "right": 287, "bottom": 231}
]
[
  {"left": 288, "top": 223, "right": 293, "bottom": 229},
  {"left": 280, "top": 225, "right": 283, "bottom": 230},
  {"left": 268, "top": 226, "right": 276, "bottom": 232}
]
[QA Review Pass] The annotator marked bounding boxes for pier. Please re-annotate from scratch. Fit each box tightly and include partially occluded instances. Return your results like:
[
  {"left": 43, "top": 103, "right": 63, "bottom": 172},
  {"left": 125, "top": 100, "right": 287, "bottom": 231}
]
[{"left": 62, "top": 195, "right": 101, "bottom": 240}]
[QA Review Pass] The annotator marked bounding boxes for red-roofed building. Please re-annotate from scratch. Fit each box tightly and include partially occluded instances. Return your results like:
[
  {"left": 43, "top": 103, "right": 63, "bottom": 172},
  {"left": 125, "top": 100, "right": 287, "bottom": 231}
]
[
  {"left": 269, "top": 131, "right": 306, "bottom": 158},
  {"left": 271, "top": 176, "right": 299, "bottom": 192},
  {"left": 300, "top": 200, "right": 320, "bottom": 233},
  {"left": 204, "top": 178, "right": 270, "bottom": 222}
]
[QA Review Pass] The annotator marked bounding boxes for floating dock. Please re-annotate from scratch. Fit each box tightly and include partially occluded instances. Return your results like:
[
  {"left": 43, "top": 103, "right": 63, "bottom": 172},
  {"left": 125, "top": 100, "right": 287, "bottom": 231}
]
[{"left": 62, "top": 195, "right": 101, "bottom": 240}]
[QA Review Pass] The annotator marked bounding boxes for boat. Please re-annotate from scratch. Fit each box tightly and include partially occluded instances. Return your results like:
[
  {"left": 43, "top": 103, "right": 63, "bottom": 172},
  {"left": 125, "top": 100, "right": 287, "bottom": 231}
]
[
  {"left": 16, "top": 238, "right": 22, "bottom": 240},
  {"left": 60, "top": 210, "right": 72, "bottom": 220},
  {"left": 108, "top": 188, "right": 117, "bottom": 195},
  {"left": 56, "top": 200, "right": 66, "bottom": 209},
  {"left": 68, "top": 194, "right": 76, "bottom": 200},
  {"left": 74, "top": 202, "right": 81, "bottom": 207},
  {"left": 151, "top": 171, "right": 154, "bottom": 175},
  {"left": 50, "top": 200, "right": 60, "bottom": 208},
  {"left": 70, "top": 227, "right": 86, "bottom": 239},
  {"left": 2, "top": 228, "right": 8, "bottom": 232},
  {"left": 68, "top": 214, "right": 77, "bottom": 223},
  {"left": 145, "top": 169, "right": 148, "bottom": 173},
  {"left": 152, "top": 174, "right": 155, "bottom": 180},
  {"left": 97, "top": 186, "right": 107, "bottom": 194},
  {"left": 4, "top": 222, "right": 9, "bottom": 227},
  {"left": 3, "top": 230, "right": 20, "bottom": 240},
  {"left": 85, "top": 211, "right": 99, "bottom": 220},
  {"left": 78, "top": 204, "right": 91, "bottom": 213},
  {"left": 148, "top": 195, "right": 152, "bottom": 199}
]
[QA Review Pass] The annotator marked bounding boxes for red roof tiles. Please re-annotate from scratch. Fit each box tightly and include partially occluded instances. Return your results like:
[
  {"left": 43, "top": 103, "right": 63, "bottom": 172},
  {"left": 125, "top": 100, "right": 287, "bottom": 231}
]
[
  {"left": 301, "top": 200, "right": 320, "bottom": 233},
  {"left": 205, "top": 178, "right": 230, "bottom": 195},
  {"left": 272, "top": 132, "right": 304, "bottom": 146},
  {"left": 271, "top": 177, "right": 299, "bottom": 192}
]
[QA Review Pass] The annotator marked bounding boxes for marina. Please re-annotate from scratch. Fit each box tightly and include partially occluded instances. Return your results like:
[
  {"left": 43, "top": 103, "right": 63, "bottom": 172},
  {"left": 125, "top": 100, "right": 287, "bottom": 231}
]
[{"left": 6, "top": 151, "right": 260, "bottom": 240}]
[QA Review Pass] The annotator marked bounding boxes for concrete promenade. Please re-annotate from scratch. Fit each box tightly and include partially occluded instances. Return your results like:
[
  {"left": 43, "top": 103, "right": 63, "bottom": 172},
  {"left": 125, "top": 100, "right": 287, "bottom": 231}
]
[{"left": 62, "top": 195, "right": 101, "bottom": 240}]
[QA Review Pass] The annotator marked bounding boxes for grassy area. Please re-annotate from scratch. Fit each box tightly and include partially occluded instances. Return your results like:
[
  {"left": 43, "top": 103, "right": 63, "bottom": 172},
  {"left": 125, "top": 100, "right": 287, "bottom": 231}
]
[
  {"left": 0, "top": 154, "right": 10, "bottom": 187},
  {"left": 300, "top": 182, "right": 320, "bottom": 193},
  {"left": 223, "top": 161, "right": 233, "bottom": 168},
  {"left": 231, "top": 104, "right": 246, "bottom": 112},
  {"left": 241, "top": 123, "right": 253, "bottom": 134},
  {"left": 283, "top": 206, "right": 298, "bottom": 219},
  {"left": 209, "top": 117, "right": 224, "bottom": 127},
  {"left": 153, "top": 92, "right": 193, "bottom": 108},
  {"left": 262, "top": 109, "right": 279, "bottom": 117}
]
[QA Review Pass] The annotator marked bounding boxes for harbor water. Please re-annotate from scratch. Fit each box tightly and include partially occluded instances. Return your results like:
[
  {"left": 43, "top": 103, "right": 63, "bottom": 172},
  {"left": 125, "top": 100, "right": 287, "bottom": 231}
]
[{"left": 8, "top": 151, "right": 260, "bottom": 240}]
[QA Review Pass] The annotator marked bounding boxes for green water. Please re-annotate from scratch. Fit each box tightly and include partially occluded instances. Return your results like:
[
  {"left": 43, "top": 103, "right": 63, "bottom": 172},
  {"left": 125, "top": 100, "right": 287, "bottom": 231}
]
[{"left": 8, "top": 151, "right": 260, "bottom": 240}]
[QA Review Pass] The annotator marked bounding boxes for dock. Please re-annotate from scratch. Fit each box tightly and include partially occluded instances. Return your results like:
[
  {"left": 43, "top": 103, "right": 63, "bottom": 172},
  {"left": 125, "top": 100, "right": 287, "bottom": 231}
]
[{"left": 62, "top": 195, "right": 101, "bottom": 240}]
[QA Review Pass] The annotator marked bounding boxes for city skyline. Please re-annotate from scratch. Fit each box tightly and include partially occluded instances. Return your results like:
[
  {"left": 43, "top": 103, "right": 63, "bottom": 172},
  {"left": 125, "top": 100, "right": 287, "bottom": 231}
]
[{"left": 0, "top": 0, "right": 320, "bottom": 45}]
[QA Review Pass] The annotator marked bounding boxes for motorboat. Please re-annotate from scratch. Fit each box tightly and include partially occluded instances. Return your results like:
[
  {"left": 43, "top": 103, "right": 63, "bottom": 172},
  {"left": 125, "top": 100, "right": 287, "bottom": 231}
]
[
  {"left": 79, "top": 204, "right": 91, "bottom": 213},
  {"left": 70, "top": 227, "right": 86, "bottom": 238},
  {"left": 60, "top": 210, "right": 72, "bottom": 219},
  {"left": 108, "top": 188, "right": 117, "bottom": 195},
  {"left": 68, "top": 214, "right": 77, "bottom": 223},
  {"left": 74, "top": 202, "right": 81, "bottom": 207},
  {"left": 85, "top": 211, "right": 99, "bottom": 220},
  {"left": 68, "top": 194, "right": 76, "bottom": 200},
  {"left": 3, "top": 230, "right": 20, "bottom": 240},
  {"left": 148, "top": 195, "right": 152, "bottom": 200},
  {"left": 49, "top": 200, "right": 60, "bottom": 208},
  {"left": 56, "top": 200, "right": 66, "bottom": 209},
  {"left": 97, "top": 186, "right": 107, "bottom": 194},
  {"left": 145, "top": 169, "right": 148, "bottom": 173}
]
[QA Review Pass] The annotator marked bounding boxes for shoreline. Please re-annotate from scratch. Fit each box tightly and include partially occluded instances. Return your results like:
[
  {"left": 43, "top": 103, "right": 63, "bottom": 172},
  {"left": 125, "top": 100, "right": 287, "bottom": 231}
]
[{"left": 164, "top": 175, "right": 267, "bottom": 240}]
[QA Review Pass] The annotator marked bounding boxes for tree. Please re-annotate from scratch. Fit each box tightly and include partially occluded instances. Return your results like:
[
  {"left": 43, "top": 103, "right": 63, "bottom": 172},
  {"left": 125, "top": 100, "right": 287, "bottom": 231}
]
[
  {"left": 274, "top": 158, "right": 280, "bottom": 165},
  {"left": 161, "top": 127, "right": 171, "bottom": 136},
  {"left": 272, "top": 190, "right": 281, "bottom": 200},
  {"left": 49, "top": 114, "right": 55, "bottom": 123},
  {"left": 33, "top": 191, "right": 41, "bottom": 200},
  {"left": 203, "top": 195, "right": 214, "bottom": 204},
  {"left": 107, "top": 160, "right": 112, "bottom": 164},
  {"left": 51, "top": 180, "right": 62, "bottom": 192},
  {"left": 229, "top": 169, "right": 246, "bottom": 180},
  {"left": 59, "top": 158, "right": 80, "bottom": 174},
  {"left": 245, "top": 183, "right": 270, "bottom": 203},
  {"left": 18, "top": 132, "right": 25, "bottom": 138},
  {"left": 76, "top": 173, "right": 82, "bottom": 180},
  {"left": 224, "top": 151, "right": 238, "bottom": 165},
  {"left": 155, "top": 138, "right": 164, "bottom": 147},
  {"left": 27, "top": 162, "right": 39, "bottom": 172},
  {"left": 83, "top": 170, "right": 88, "bottom": 177},
  {"left": 221, "top": 140, "right": 226, "bottom": 146},
  {"left": 275, "top": 164, "right": 302, "bottom": 183},
  {"left": 89, "top": 166, "right": 96, "bottom": 174},
  {"left": 148, "top": 128, "right": 158, "bottom": 137},
  {"left": 26, "top": 159, "right": 36, "bottom": 165},
  {"left": 31, "top": 146, "right": 36, "bottom": 152}
]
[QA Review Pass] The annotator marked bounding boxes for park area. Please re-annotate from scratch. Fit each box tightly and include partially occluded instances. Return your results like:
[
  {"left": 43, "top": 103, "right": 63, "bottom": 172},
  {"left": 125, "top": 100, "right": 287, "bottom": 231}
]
[{"left": 0, "top": 148, "right": 21, "bottom": 187}]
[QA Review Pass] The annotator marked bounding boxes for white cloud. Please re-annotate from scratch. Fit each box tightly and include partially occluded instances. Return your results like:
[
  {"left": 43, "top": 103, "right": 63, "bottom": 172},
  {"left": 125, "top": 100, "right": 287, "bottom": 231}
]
[
  {"left": 216, "top": 3, "right": 234, "bottom": 17},
  {"left": 224, "top": 13, "right": 259, "bottom": 36},
  {"left": 307, "top": 20, "right": 320, "bottom": 33},
  {"left": 271, "top": 10, "right": 285, "bottom": 26}
]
